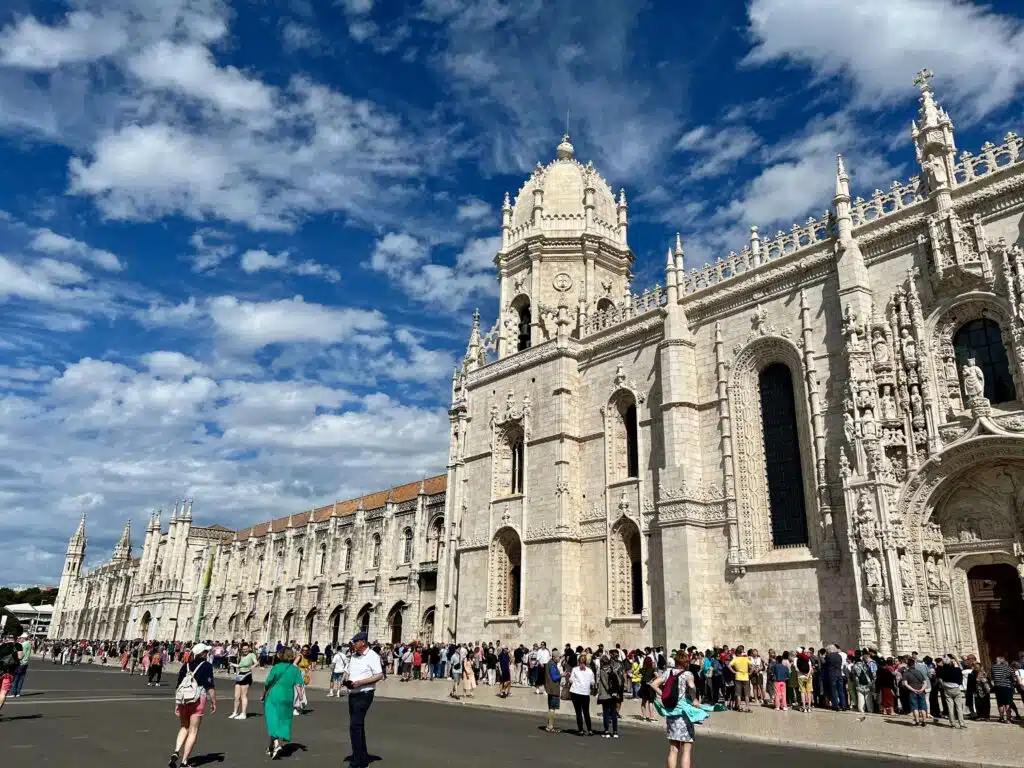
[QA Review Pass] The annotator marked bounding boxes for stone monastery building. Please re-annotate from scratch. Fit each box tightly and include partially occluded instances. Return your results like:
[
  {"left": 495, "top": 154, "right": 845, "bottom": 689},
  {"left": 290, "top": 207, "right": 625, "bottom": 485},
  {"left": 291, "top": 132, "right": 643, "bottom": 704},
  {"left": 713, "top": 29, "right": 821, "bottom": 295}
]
[{"left": 51, "top": 73, "right": 1024, "bottom": 666}]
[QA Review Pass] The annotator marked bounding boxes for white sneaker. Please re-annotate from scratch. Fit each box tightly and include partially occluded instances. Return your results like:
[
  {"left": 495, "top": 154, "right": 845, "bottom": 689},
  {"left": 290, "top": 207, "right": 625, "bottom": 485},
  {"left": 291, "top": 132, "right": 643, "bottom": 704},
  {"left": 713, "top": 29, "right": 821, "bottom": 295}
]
[
  {"left": 228, "top": 713, "right": 238, "bottom": 719},
  {"left": 237, "top": 714, "right": 246, "bottom": 720},
  {"left": 294, "top": 709, "right": 302, "bottom": 716}
]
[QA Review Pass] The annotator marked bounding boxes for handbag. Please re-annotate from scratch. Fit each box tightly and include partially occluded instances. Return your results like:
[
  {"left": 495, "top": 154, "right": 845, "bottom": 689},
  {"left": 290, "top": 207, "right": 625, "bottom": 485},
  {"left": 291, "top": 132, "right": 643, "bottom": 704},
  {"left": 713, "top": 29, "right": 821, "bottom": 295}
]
[{"left": 560, "top": 679, "right": 572, "bottom": 701}]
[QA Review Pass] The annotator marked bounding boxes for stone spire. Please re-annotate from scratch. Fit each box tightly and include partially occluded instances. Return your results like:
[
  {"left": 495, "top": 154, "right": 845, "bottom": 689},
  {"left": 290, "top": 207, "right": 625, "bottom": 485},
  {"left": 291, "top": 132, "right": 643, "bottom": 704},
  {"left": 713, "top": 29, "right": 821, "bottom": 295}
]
[
  {"left": 68, "top": 513, "right": 87, "bottom": 555},
  {"left": 673, "top": 232, "right": 685, "bottom": 273},
  {"left": 112, "top": 519, "right": 132, "bottom": 563},
  {"left": 462, "top": 308, "right": 486, "bottom": 373},
  {"left": 910, "top": 68, "right": 957, "bottom": 201},
  {"left": 500, "top": 191, "right": 512, "bottom": 248}
]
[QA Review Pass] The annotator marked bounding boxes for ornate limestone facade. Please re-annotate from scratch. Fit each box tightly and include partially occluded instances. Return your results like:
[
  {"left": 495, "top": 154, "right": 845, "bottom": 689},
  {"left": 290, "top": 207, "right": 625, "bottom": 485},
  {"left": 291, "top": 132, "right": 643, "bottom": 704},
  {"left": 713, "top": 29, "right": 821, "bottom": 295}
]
[
  {"left": 440, "top": 71, "right": 1024, "bottom": 663},
  {"left": 50, "top": 478, "right": 450, "bottom": 648}
]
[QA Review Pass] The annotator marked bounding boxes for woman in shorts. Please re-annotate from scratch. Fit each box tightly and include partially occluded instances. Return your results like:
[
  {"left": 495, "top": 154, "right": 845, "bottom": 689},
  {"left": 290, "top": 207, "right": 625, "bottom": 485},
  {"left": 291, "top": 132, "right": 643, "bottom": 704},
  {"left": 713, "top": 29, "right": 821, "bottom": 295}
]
[
  {"left": 229, "top": 643, "right": 257, "bottom": 719},
  {"left": 650, "top": 651, "right": 696, "bottom": 768},
  {"left": 170, "top": 644, "right": 216, "bottom": 768}
]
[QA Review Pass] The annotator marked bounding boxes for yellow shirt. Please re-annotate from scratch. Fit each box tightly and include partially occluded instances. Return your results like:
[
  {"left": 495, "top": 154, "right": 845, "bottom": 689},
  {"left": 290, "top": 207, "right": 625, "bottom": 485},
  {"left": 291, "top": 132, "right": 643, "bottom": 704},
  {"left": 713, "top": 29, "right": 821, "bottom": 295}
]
[{"left": 730, "top": 655, "right": 750, "bottom": 682}]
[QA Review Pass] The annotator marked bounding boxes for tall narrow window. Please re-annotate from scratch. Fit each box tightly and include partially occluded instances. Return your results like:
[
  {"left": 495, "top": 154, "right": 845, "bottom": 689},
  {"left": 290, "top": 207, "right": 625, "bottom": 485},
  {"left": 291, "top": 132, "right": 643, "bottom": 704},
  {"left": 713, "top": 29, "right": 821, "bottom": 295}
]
[
  {"left": 295, "top": 548, "right": 304, "bottom": 579},
  {"left": 428, "top": 518, "right": 444, "bottom": 561},
  {"left": 342, "top": 539, "right": 352, "bottom": 571},
  {"left": 758, "top": 363, "right": 809, "bottom": 546},
  {"left": 625, "top": 403, "right": 639, "bottom": 477},
  {"left": 517, "top": 302, "right": 532, "bottom": 352},
  {"left": 511, "top": 436, "right": 525, "bottom": 494},
  {"left": 954, "top": 318, "right": 1015, "bottom": 404},
  {"left": 371, "top": 534, "right": 381, "bottom": 569},
  {"left": 489, "top": 529, "right": 522, "bottom": 616},
  {"left": 317, "top": 544, "right": 327, "bottom": 576},
  {"left": 402, "top": 528, "right": 413, "bottom": 564}
]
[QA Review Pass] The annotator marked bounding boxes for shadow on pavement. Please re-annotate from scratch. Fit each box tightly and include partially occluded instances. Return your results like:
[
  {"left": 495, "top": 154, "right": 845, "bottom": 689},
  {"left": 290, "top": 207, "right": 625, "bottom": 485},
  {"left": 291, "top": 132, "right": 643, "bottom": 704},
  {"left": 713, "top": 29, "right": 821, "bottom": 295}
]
[
  {"left": 188, "top": 753, "right": 225, "bottom": 765},
  {"left": 1, "top": 714, "right": 44, "bottom": 721}
]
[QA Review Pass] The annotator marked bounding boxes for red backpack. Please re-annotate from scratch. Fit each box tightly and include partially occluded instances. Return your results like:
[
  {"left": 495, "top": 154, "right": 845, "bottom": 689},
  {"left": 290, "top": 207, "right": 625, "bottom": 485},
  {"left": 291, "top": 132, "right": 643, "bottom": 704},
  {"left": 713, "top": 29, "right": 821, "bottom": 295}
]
[{"left": 661, "top": 670, "right": 680, "bottom": 710}]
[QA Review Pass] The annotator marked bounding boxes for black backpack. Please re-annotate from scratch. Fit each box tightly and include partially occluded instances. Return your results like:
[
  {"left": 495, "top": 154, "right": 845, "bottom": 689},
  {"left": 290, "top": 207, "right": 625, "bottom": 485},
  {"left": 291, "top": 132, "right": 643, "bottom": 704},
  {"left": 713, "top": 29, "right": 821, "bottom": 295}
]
[{"left": 0, "top": 642, "right": 20, "bottom": 673}]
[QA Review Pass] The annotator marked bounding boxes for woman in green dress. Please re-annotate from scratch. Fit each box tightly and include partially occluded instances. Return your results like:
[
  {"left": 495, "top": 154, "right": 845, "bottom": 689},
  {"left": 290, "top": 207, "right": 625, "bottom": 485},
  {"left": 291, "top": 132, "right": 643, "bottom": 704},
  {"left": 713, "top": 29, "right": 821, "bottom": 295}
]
[{"left": 261, "top": 648, "right": 304, "bottom": 760}]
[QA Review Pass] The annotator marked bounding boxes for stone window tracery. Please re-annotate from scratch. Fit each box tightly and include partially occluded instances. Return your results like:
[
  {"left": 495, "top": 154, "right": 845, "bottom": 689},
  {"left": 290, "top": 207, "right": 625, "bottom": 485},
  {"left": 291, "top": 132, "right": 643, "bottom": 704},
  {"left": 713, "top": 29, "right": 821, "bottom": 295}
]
[
  {"left": 295, "top": 547, "right": 304, "bottom": 580},
  {"left": 317, "top": 543, "right": 327, "bottom": 576},
  {"left": 610, "top": 518, "right": 642, "bottom": 615},
  {"left": 427, "top": 517, "right": 444, "bottom": 562},
  {"left": 730, "top": 338, "right": 816, "bottom": 561},
  {"left": 342, "top": 539, "right": 353, "bottom": 571},
  {"left": 488, "top": 527, "right": 522, "bottom": 616},
  {"left": 402, "top": 527, "right": 413, "bottom": 564},
  {"left": 494, "top": 423, "right": 526, "bottom": 498},
  {"left": 607, "top": 391, "right": 640, "bottom": 480},
  {"left": 371, "top": 534, "right": 381, "bottom": 569},
  {"left": 953, "top": 318, "right": 1015, "bottom": 404}
]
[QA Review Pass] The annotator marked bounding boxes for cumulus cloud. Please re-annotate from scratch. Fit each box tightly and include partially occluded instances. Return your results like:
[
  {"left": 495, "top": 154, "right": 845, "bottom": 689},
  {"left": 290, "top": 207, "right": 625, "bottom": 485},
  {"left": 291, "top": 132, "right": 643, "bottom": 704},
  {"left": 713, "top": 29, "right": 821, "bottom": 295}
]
[
  {"left": 30, "top": 228, "right": 124, "bottom": 271},
  {"left": 0, "top": 11, "right": 129, "bottom": 69},
  {"left": 240, "top": 249, "right": 341, "bottom": 283},
  {"left": 744, "top": 0, "right": 1024, "bottom": 117}
]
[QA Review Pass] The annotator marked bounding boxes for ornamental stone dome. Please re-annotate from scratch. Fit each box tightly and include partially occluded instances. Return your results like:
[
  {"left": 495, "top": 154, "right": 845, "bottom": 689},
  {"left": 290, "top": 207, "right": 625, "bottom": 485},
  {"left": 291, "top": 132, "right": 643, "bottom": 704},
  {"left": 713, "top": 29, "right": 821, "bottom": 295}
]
[{"left": 504, "top": 134, "right": 626, "bottom": 249}]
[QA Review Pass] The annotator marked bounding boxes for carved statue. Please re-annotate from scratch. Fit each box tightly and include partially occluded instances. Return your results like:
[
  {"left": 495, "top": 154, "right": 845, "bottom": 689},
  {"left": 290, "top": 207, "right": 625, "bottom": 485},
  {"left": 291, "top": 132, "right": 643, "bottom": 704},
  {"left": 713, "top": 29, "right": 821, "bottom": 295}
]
[
  {"left": 926, "top": 557, "right": 941, "bottom": 591},
  {"left": 910, "top": 388, "right": 924, "bottom": 421},
  {"left": 864, "top": 553, "right": 884, "bottom": 592},
  {"left": 924, "top": 154, "right": 948, "bottom": 191},
  {"left": 962, "top": 357, "right": 985, "bottom": 400},
  {"left": 861, "top": 407, "right": 877, "bottom": 439},
  {"left": 844, "top": 412, "right": 855, "bottom": 443},
  {"left": 839, "top": 451, "right": 851, "bottom": 479},
  {"left": 880, "top": 385, "right": 897, "bottom": 420},
  {"left": 900, "top": 328, "right": 917, "bottom": 363},
  {"left": 871, "top": 329, "right": 890, "bottom": 364},
  {"left": 899, "top": 554, "right": 914, "bottom": 592}
]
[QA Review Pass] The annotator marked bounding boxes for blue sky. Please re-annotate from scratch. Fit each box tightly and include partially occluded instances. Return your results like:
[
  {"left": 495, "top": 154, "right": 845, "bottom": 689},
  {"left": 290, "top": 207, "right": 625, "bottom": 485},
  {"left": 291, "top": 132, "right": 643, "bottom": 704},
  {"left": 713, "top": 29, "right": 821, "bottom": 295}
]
[{"left": 0, "top": 0, "right": 1022, "bottom": 585}]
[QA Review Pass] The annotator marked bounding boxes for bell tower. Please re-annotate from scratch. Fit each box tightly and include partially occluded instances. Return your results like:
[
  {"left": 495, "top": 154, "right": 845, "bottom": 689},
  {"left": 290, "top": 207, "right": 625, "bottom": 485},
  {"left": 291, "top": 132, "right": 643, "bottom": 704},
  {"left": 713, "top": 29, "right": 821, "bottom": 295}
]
[
  {"left": 495, "top": 135, "right": 633, "bottom": 358},
  {"left": 51, "top": 513, "right": 87, "bottom": 638}
]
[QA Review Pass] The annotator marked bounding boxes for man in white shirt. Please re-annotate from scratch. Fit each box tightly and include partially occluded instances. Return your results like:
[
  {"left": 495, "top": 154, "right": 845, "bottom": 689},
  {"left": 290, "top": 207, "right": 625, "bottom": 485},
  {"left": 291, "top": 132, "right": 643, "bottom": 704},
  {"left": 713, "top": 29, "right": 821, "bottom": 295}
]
[
  {"left": 344, "top": 632, "right": 383, "bottom": 768},
  {"left": 328, "top": 647, "right": 349, "bottom": 698},
  {"left": 534, "top": 642, "right": 551, "bottom": 694}
]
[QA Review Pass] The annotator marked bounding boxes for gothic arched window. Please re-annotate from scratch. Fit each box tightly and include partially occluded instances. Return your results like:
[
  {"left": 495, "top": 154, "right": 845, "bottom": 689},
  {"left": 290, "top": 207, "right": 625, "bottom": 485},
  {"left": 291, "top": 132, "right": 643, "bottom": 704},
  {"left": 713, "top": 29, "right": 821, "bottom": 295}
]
[
  {"left": 427, "top": 517, "right": 444, "bottom": 561},
  {"left": 371, "top": 534, "right": 381, "bottom": 569},
  {"left": 342, "top": 539, "right": 352, "bottom": 571},
  {"left": 758, "top": 363, "right": 809, "bottom": 546},
  {"left": 402, "top": 528, "right": 413, "bottom": 564},
  {"left": 610, "top": 519, "right": 643, "bottom": 615},
  {"left": 488, "top": 528, "right": 522, "bottom": 616},
  {"left": 597, "top": 297, "right": 615, "bottom": 313},
  {"left": 295, "top": 547, "right": 304, "bottom": 579},
  {"left": 511, "top": 435, "right": 525, "bottom": 494},
  {"left": 517, "top": 302, "right": 532, "bottom": 352},
  {"left": 609, "top": 392, "right": 640, "bottom": 480},
  {"left": 317, "top": 543, "right": 327, "bottom": 576},
  {"left": 953, "top": 318, "right": 1015, "bottom": 404}
]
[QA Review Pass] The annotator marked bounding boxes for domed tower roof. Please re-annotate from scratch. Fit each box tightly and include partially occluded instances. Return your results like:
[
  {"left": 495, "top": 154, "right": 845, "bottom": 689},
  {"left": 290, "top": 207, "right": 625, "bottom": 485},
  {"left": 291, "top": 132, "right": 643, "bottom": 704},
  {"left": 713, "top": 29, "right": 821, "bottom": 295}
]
[{"left": 506, "top": 135, "right": 623, "bottom": 248}]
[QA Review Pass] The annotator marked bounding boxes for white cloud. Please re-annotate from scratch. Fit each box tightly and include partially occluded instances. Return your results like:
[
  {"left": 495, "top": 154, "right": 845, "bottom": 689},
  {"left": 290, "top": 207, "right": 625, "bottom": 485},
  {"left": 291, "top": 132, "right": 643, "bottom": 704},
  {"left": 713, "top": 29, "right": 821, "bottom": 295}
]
[
  {"left": 456, "top": 197, "right": 492, "bottom": 224},
  {"left": 30, "top": 228, "right": 124, "bottom": 271},
  {"left": 128, "top": 40, "right": 274, "bottom": 114},
  {"left": 208, "top": 295, "right": 387, "bottom": 350},
  {"left": 675, "top": 125, "right": 761, "bottom": 180},
  {"left": 240, "top": 249, "right": 341, "bottom": 282},
  {"left": 0, "top": 254, "right": 90, "bottom": 302},
  {"left": 189, "top": 228, "right": 234, "bottom": 271},
  {"left": 282, "top": 21, "right": 318, "bottom": 52},
  {"left": 0, "top": 11, "right": 128, "bottom": 69},
  {"left": 142, "top": 351, "right": 205, "bottom": 378},
  {"left": 136, "top": 297, "right": 202, "bottom": 327},
  {"left": 745, "top": 0, "right": 1024, "bottom": 116}
]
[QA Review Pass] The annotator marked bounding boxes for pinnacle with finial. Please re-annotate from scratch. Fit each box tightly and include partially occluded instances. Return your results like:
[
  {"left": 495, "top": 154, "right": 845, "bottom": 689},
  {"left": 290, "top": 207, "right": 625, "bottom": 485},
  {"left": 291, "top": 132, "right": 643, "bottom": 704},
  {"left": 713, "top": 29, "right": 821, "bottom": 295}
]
[
  {"left": 836, "top": 153, "right": 847, "bottom": 179},
  {"left": 665, "top": 248, "right": 674, "bottom": 268},
  {"left": 673, "top": 232, "right": 684, "bottom": 256},
  {"left": 618, "top": 188, "right": 627, "bottom": 207},
  {"left": 502, "top": 191, "right": 511, "bottom": 209},
  {"left": 913, "top": 68, "right": 934, "bottom": 92}
]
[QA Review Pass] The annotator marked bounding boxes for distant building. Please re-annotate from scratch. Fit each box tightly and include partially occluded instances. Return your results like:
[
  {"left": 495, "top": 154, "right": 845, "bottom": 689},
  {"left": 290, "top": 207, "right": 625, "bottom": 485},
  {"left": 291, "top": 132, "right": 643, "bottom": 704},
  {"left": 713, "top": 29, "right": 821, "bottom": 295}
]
[{"left": 3, "top": 603, "right": 54, "bottom": 637}]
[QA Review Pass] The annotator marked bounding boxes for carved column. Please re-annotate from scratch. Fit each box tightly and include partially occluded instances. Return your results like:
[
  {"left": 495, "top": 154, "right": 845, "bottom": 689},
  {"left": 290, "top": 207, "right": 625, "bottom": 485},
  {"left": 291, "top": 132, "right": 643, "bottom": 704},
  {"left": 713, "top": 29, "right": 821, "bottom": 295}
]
[{"left": 714, "top": 322, "right": 742, "bottom": 572}]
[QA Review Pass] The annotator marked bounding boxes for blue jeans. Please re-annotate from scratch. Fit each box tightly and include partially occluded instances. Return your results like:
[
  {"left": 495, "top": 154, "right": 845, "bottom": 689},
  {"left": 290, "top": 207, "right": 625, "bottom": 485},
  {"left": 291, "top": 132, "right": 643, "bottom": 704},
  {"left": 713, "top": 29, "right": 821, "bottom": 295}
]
[
  {"left": 348, "top": 690, "right": 374, "bottom": 767},
  {"left": 601, "top": 700, "right": 619, "bottom": 734},
  {"left": 829, "top": 677, "right": 847, "bottom": 709},
  {"left": 12, "top": 666, "right": 27, "bottom": 696}
]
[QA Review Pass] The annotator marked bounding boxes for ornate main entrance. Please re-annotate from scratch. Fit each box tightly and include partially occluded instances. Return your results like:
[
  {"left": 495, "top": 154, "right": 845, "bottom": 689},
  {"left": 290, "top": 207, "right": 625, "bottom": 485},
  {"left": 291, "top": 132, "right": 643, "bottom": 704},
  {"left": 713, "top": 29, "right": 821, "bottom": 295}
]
[{"left": 967, "top": 563, "right": 1024, "bottom": 667}]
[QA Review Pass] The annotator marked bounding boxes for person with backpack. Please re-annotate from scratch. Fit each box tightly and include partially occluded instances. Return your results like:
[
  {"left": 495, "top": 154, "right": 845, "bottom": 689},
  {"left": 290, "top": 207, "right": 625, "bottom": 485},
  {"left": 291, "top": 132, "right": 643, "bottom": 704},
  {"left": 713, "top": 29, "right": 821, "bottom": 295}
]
[
  {"left": 170, "top": 643, "right": 216, "bottom": 768},
  {"left": 651, "top": 651, "right": 700, "bottom": 768},
  {"left": 852, "top": 653, "right": 876, "bottom": 713},
  {"left": 597, "top": 655, "right": 622, "bottom": 738},
  {"left": 0, "top": 639, "right": 25, "bottom": 718}
]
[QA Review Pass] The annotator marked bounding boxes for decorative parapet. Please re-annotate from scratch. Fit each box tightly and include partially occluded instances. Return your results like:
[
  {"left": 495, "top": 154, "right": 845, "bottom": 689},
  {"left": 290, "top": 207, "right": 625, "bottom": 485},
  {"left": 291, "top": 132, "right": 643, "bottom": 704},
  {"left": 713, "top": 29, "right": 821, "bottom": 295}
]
[
  {"left": 850, "top": 179, "right": 925, "bottom": 226},
  {"left": 952, "top": 132, "right": 1023, "bottom": 185},
  {"left": 504, "top": 212, "right": 621, "bottom": 251},
  {"left": 579, "top": 285, "right": 667, "bottom": 337}
]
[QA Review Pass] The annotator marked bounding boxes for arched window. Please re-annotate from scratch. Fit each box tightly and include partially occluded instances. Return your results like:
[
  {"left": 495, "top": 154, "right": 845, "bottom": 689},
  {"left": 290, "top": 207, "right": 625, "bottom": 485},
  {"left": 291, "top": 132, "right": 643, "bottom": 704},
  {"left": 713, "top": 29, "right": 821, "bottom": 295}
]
[
  {"left": 427, "top": 517, "right": 444, "bottom": 561},
  {"left": 342, "top": 539, "right": 352, "bottom": 571},
  {"left": 954, "top": 318, "right": 1015, "bottom": 404},
  {"left": 371, "top": 534, "right": 381, "bottom": 569},
  {"left": 295, "top": 547, "right": 304, "bottom": 579},
  {"left": 597, "top": 297, "right": 615, "bottom": 313},
  {"left": 609, "top": 391, "right": 640, "bottom": 480},
  {"left": 359, "top": 609, "right": 371, "bottom": 635},
  {"left": 402, "top": 528, "right": 413, "bottom": 564},
  {"left": 517, "top": 301, "right": 532, "bottom": 352},
  {"left": 317, "top": 544, "right": 327, "bottom": 576},
  {"left": 511, "top": 435, "right": 525, "bottom": 494},
  {"left": 610, "top": 519, "right": 643, "bottom": 615},
  {"left": 759, "top": 363, "right": 809, "bottom": 546},
  {"left": 488, "top": 528, "right": 522, "bottom": 616}
]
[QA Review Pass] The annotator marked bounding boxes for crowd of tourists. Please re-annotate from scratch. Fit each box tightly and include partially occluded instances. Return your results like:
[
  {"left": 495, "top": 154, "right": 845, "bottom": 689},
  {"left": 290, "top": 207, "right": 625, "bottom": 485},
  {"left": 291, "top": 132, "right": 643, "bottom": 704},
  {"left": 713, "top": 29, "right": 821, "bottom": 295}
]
[{"left": 7, "top": 632, "right": 1024, "bottom": 768}]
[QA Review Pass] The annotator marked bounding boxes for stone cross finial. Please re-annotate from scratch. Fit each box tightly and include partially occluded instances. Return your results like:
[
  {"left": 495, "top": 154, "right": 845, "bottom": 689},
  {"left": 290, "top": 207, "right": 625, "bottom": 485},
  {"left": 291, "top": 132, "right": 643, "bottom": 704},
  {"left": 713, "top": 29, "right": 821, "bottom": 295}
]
[{"left": 913, "top": 68, "right": 934, "bottom": 92}]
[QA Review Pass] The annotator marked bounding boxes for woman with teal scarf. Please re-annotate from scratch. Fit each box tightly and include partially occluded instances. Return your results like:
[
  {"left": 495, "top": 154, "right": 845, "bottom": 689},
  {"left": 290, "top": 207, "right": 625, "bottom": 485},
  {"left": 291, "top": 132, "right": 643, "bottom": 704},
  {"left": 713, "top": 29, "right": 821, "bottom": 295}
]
[{"left": 651, "top": 651, "right": 707, "bottom": 768}]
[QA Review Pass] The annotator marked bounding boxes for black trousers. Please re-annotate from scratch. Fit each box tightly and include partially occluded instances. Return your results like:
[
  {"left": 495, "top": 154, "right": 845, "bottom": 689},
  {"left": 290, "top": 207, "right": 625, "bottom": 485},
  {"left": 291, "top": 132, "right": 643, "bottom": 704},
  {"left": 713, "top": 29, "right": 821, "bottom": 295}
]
[
  {"left": 348, "top": 691, "right": 374, "bottom": 767},
  {"left": 570, "top": 692, "right": 592, "bottom": 733},
  {"left": 148, "top": 664, "right": 162, "bottom": 684}
]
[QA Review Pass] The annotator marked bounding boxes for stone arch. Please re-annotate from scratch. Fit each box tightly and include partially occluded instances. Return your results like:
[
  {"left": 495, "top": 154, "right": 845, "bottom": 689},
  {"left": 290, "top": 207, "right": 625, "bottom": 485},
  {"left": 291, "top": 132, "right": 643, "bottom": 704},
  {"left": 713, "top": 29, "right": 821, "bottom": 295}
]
[
  {"left": 728, "top": 336, "right": 817, "bottom": 562},
  {"left": 387, "top": 601, "right": 406, "bottom": 645},
  {"left": 510, "top": 293, "right": 532, "bottom": 351},
  {"left": 282, "top": 609, "right": 294, "bottom": 643},
  {"left": 305, "top": 608, "right": 318, "bottom": 645},
  {"left": 929, "top": 294, "right": 1022, "bottom": 416},
  {"left": 317, "top": 543, "right": 328, "bottom": 576},
  {"left": 328, "top": 605, "right": 344, "bottom": 646},
  {"left": 371, "top": 533, "right": 382, "bottom": 568},
  {"left": 609, "top": 516, "right": 643, "bottom": 616},
  {"left": 355, "top": 602, "right": 373, "bottom": 637},
  {"left": 488, "top": 527, "right": 522, "bottom": 617},
  {"left": 421, "top": 605, "right": 436, "bottom": 641},
  {"left": 401, "top": 527, "right": 413, "bottom": 564},
  {"left": 493, "top": 422, "right": 525, "bottom": 498},
  {"left": 426, "top": 515, "right": 444, "bottom": 562},
  {"left": 342, "top": 538, "right": 353, "bottom": 571},
  {"left": 606, "top": 389, "right": 640, "bottom": 482}
]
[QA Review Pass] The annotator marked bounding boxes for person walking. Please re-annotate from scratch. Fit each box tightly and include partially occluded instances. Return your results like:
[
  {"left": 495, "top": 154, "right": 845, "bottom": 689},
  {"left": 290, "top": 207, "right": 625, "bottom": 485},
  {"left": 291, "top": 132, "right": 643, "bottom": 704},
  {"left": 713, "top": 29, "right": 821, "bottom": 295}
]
[
  {"left": 170, "top": 643, "right": 216, "bottom": 768},
  {"left": 0, "top": 639, "right": 25, "bottom": 719},
  {"left": 147, "top": 643, "right": 164, "bottom": 687},
  {"left": 568, "top": 654, "right": 595, "bottom": 736},
  {"left": 11, "top": 634, "right": 31, "bottom": 698},
  {"left": 344, "top": 632, "right": 384, "bottom": 768},
  {"left": 937, "top": 653, "right": 965, "bottom": 728},
  {"left": 294, "top": 646, "right": 311, "bottom": 715},
  {"left": 597, "top": 655, "right": 622, "bottom": 738},
  {"left": 498, "top": 646, "right": 512, "bottom": 698},
  {"left": 262, "top": 648, "right": 304, "bottom": 759},
  {"left": 329, "top": 645, "right": 349, "bottom": 698},
  {"left": 229, "top": 642, "right": 258, "bottom": 719},
  {"left": 462, "top": 649, "right": 476, "bottom": 698},
  {"left": 449, "top": 646, "right": 462, "bottom": 699},
  {"left": 650, "top": 651, "right": 697, "bottom": 768}
]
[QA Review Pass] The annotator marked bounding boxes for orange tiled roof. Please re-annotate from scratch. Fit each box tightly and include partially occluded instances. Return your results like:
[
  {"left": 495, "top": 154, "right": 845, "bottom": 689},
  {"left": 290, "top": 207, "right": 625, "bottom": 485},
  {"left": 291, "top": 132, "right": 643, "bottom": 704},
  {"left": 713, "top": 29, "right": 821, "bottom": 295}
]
[{"left": 232, "top": 474, "right": 446, "bottom": 542}]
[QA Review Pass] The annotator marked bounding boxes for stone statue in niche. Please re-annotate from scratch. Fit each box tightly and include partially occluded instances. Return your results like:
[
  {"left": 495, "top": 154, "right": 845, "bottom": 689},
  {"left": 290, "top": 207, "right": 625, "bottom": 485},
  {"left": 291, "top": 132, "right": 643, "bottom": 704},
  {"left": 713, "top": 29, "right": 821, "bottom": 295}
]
[
  {"left": 861, "top": 407, "right": 878, "bottom": 439},
  {"left": 926, "top": 557, "right": 941, "bottom": 591},
  {"left": 900, "top": 328, "right": 917, "bottom": 364},
  {"left": 864, "top": 552, "right": 884, "bottom": 596},
  {"left": 924, "top": 154, "right": 949, "bottom": 191},
  {"left": 872, "top": 329, "right": 890, "bottom": 364},
  {"left": 962, "top": 357, "right": 985, "bottom": 400},
  {"left": 899, "top": 553, "right": 915, "bottom": 595},
  {"left": 844, "top": 412, "right": 856, "bottom": 443},
  {"left": 880, "top": 385, "right": 897, "bottom": 420},
  {"left": 910, "top": 388, "right": 924, "bottom": 422}
]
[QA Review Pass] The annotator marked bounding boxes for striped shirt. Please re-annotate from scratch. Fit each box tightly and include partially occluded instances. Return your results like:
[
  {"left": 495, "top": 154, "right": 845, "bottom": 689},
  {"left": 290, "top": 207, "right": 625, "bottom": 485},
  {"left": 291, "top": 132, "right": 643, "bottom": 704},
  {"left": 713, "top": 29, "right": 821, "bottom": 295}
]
[{"left": 990, "top": 662, "right": 1014, "bottom": 687}]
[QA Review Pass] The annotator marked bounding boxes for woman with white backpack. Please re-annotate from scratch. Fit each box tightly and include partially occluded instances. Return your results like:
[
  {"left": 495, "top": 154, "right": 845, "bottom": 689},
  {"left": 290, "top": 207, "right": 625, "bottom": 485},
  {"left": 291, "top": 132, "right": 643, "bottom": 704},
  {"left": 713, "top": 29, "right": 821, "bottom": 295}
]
[{"left": 170, "top": 643, "right": 217, "bottom": 768}]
